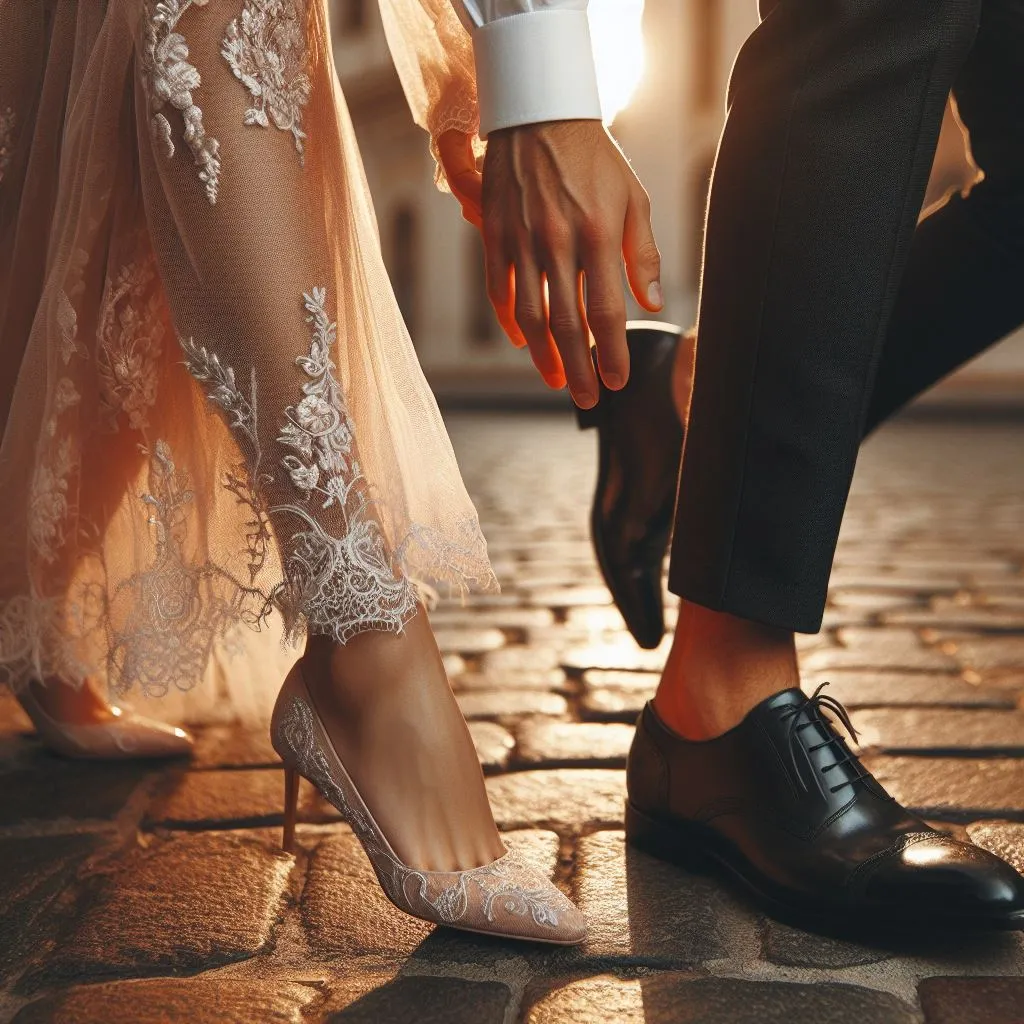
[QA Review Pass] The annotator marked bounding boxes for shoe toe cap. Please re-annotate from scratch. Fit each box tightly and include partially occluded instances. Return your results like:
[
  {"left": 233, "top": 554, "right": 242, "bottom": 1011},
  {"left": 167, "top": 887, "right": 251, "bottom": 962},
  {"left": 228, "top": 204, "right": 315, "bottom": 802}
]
[
  {"left": 114, "top": 712, "right": 194, "bottom": 758},
  {"left": 864, "top": 836, "right": 1024, "bottom": 920}
]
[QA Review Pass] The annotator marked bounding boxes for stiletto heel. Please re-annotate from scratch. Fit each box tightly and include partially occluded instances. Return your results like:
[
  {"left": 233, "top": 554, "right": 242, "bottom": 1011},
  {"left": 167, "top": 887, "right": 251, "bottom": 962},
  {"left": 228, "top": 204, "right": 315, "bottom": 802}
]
[
  {"left": 282, "top": 765, "right": 299, "bottom": 854},
  {"left": 270, "top": 664, "right": 587, "bottom": 944}
]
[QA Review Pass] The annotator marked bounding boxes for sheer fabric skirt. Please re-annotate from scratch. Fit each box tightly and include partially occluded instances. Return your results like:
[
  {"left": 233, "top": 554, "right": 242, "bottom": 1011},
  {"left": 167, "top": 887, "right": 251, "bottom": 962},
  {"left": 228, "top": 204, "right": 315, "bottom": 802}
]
[{"left": 0, "top": 0, "right": 495, "bottom": 722}]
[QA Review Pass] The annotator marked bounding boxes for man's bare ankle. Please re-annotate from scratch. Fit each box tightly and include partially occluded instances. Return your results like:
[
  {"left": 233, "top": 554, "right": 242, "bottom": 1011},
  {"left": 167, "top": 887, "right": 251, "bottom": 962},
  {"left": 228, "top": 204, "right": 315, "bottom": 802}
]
[{"left": 653, "top": 602, "right": 799, "bottom": 740}]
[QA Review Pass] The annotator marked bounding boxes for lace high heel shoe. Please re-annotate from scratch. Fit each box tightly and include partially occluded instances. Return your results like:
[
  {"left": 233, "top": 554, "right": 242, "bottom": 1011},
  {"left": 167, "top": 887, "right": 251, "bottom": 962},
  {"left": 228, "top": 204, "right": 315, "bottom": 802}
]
[
  {"left": 271, "top": 664, "right": 588, "bottom": 945},
  {"left": 18, "top": 680, "right": 193, "bottom": 760}
]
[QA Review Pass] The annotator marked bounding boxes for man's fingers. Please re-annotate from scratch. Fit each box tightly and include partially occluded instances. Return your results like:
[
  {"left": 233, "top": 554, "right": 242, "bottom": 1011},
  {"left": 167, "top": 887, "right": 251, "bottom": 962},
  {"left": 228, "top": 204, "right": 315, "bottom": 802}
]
[
  {"left": 437, "top": 130, "right": 483, "bottom": 220},
  {"left": 582, "top": 246, "right": 629, "bottom": 390},
  {"left": 545, "top": 264, "right": 597, "bottom": 408},
  {"left": 514, "top": 258, "right": 565, "bottom": 388},
  {"left": 623, "top": 184, "right": 663, "bottom": 312},
  {"left": 484, "top": 245, "right": 528, "bottom": 349}
]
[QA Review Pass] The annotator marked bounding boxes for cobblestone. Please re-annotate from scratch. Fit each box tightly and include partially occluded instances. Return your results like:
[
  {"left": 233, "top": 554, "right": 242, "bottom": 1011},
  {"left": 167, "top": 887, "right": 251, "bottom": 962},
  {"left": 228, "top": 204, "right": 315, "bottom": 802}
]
[
  {"left": 523, "top": 976, "right": 918, "bottom": 1024},
  {"left": 468, "top": 721, "right": 515, "bottom": 771},
  {"left": 0, "top": 835, "right": 102, "bottom": 984},
  {"left": 802, "top": 627, "right": 957, "bottom": 672},
  {"left": 146, "top": 768, "right": 325, "bottom": 829},
  {"left": 759, "top": 920, "right": 891, "bottom": 968},
  {"left": 515, "top": 719, "right": 634, "bottom": 766},
  {"left": 11, "top": 978, "right": 318, "bottom": 1024},
  {"left": 453, "top": 668, "right": 568, "bottom": 691},
  {"left": 866, "top": 756, "right": 1024, "bottom": 820},
  {"left": 456, "top": 690, "right": 569, "bottom": 720},
  {"left": 802, "top": 670, "right": 1016, "bottom": 709},
  {"left": 965, "top": 821, "right": 1024, "bottom": 875},
  {"left": 573, "top": 832, "right": 731, "bottom": 965},
  {"left": 4, "top": 415, "right": 1024, "bottom": 1022},
  {"left": 486, "top": 769, "right": 626, "bottom": 830},
  {"left": 432, "top": 627, "right": 507, "bottom": 655},
  {"left": 190, "top": 726, "right": 280, "bottom": 769},
  {"left": 31, "top": 832, "right": 292, "bottom": 986},
  {"left": 918, "top": 977, "right": 1024, "bottom": 1024},
  {"left": 853, "top": 708, "right": 1024, "bottom": 754},
  {"left": 0, "top": 758, "right": 152, "bottom": 827},
  {"left": 941, "top": 635, "right": 1024, "bottom": 672},
  {"left": 323, "top": 976, "right": 511, "bottom": 1024}
]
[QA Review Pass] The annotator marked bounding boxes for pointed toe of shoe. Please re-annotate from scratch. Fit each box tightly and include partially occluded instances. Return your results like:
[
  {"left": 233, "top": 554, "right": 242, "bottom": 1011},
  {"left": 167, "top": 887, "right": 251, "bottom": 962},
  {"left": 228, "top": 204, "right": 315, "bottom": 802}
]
[
  {"left": 491, "top": 889, "right": 588, "bottom": 946},
  {"left": 75, "top": 709, "right": 194, "bottom": 759},
  {"left": 863, "top": 836, "right": 1024, "bottom": 927},
  {"left": 455, "top": 853, "right": 589, "bottom": 945},
  {"left": 118, "top": 714, "right": 195, "bottom": 758},
  {"left": 596, "top": 551, "right": 665, "bottom": 650}
]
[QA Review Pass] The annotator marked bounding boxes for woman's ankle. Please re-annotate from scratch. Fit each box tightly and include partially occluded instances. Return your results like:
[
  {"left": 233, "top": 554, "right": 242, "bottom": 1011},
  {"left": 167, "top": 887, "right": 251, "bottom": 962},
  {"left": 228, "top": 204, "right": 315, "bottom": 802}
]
[{"left": 653, "top": 602, "right": 799, "bottom": 740}]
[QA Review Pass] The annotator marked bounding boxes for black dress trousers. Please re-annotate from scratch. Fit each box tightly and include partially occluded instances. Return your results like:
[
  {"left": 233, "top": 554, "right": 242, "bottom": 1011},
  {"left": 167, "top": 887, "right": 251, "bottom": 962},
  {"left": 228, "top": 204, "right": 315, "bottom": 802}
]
[{"left": 668, "top": 0, "right": 1020, "bottom": 633}]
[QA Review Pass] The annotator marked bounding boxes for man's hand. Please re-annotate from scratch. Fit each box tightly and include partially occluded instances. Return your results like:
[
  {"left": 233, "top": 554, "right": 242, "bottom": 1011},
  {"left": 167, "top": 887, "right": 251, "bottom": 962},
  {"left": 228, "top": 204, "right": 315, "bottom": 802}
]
[{"left": 441, "top": 121, "right": 662, "bottom": 408}]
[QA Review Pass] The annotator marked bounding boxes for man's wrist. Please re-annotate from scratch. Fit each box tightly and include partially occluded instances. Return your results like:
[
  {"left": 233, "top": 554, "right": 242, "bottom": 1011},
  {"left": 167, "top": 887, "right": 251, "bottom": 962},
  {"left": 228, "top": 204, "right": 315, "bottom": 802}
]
[{"left": 473, "top": 10, "right": 602, "bottom": 138}]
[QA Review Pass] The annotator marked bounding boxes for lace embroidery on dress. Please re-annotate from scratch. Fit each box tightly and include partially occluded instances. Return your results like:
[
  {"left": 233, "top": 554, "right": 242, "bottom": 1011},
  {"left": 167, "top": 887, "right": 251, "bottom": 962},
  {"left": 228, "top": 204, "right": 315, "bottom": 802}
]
[
  {"left": 221, "top": 0, "right": 312, "bottom": 164},
  {"left": 176, "top": 340, "right": 275, "bottom": 583},
  {"left": 180, "top": 286, "right": 418, "bottom": 645},
  {"left": 106, "top": 440, "right": 273, "bottom": 697},
  {"left": 96, "top": 257, "right": 165, "bottom": 432},
  {"left": 140, "top": 0, "right": 222, "bottom": 204},
  {"left": 274, "top": 288, "right": 418, "bottom": 639},
  {"left": 29, "top": 437, "right": 80, "bottom": 565},
  {"left": 29, "top": 283, "right": 86, "bottom": 562},
  {"left": 0, "top": 593, "right": 94, "bottom": 691},
  {"left": 0, "top": 106, "right": 15, "bottom": 185},
  {"left": 57, "top": 291, "right": 80, "bottom": 365}
]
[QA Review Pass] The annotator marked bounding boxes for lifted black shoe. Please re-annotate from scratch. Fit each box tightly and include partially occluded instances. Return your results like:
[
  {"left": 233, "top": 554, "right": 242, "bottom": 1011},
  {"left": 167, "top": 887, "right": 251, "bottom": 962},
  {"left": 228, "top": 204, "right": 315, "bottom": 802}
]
[{"left": 577, "top": 322, "right": 686, "bottom": 649}]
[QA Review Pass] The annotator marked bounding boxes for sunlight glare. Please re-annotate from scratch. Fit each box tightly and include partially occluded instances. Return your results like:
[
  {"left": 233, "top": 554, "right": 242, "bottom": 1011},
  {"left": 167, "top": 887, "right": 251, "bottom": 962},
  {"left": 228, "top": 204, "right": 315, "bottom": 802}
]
[{"left": 589, "top": 0, "right": 646, "bottom": 124}]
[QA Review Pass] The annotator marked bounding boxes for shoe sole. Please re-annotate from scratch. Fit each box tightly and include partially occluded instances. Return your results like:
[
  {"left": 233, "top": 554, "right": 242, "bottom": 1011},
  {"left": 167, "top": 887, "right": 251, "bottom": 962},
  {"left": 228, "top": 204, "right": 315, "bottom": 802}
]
[
  {"left": 581, "top": 395, "right": 666, "bottom": 651},
  {"left": 625, "top": 801, "right": 1024, "bottom": 935}
]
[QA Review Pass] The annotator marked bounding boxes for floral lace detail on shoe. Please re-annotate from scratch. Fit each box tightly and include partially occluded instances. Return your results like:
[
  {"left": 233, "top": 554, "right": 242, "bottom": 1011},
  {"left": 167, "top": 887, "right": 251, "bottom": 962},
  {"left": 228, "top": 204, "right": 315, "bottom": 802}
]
[
  {"left": 97, "top": 257, "right": 166, "bottom": 432},
  {"left": 0, "top": 106, "right": 15, "bottom": 185},
  {"left": 272, "top": 691, "right": 578, "bottom": 936},
  {"left": 221, "top": 0, "right": 312, "bottom": 164},
  {"left": 181, "top": 286, "right": 418, "bottom": 645},
  {"left": 141, "top": 0, "right": 222, "bottom": 203}
]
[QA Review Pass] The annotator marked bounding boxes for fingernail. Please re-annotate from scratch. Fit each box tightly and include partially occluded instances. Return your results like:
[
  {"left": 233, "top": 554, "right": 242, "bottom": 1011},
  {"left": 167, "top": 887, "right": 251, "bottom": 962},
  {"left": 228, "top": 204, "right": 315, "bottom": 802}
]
[
  {"left": 648, "top": 281, "right": 664, "bottom": 308},
  {"left": 574, "top": 391, "right": 597, "bottom": 410},
  {"left": 603, "top": 373, "right": 624, "bottom": 390}
]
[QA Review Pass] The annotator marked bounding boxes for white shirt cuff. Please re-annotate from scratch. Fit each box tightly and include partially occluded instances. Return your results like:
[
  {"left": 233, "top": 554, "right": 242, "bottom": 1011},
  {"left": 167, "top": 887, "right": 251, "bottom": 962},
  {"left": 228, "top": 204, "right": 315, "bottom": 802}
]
[{"left": 473, "top": 10, "right": 602, "bottom": 137}]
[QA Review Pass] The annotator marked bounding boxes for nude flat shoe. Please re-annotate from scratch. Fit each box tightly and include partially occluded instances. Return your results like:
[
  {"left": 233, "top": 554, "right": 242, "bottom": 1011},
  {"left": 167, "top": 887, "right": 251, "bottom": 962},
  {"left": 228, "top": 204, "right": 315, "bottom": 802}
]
[
  {"left": 18, "top": 682, "right": 193, "bottom": 760},
  {"left": 271, "top": 664, "right": 588, "bottom": 945}
]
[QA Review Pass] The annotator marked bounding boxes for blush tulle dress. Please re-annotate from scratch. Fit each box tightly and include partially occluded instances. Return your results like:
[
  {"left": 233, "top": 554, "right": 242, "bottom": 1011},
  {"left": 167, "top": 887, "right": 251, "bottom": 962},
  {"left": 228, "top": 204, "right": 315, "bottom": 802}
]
[{"left": 0, "top": 0, "right": 493, "bottom": 724}]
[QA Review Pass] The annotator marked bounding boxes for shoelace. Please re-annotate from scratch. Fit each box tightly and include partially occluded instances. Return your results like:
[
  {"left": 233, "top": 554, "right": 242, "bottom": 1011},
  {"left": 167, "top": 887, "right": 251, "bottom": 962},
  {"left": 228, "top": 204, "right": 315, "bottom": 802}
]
[{"left": 778, "top": 682, "right": 873, "bottom": 795}]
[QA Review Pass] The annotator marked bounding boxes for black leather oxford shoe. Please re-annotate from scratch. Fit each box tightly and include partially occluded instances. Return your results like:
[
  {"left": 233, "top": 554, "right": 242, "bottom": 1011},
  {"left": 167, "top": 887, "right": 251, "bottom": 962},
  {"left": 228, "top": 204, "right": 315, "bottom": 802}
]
[
  {"left": 626, "top": 685, "right": 1024, "bottom": 932},
  {"left": 577, "top": 322, "right": 686, "bottom": 649}
]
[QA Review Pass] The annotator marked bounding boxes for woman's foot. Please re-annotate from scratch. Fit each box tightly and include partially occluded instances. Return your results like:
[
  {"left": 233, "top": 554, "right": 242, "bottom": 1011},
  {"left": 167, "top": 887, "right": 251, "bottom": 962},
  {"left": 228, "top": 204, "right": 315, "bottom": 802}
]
[
  {"left": 273, "top": 613, "right": 587, "bottom": 943},
  {"left": 17, "top": 677, "right": 193, "bottom": 759},
  {"left": 299, "top": 608, "right": 504, "bottom": 872}
]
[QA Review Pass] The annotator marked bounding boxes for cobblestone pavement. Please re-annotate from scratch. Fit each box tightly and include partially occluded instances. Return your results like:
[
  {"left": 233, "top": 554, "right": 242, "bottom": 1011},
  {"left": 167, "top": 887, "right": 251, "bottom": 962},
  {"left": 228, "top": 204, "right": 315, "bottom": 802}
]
[{"left": 2, "top": 413, "right": 1023, "bottom": 1024}]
